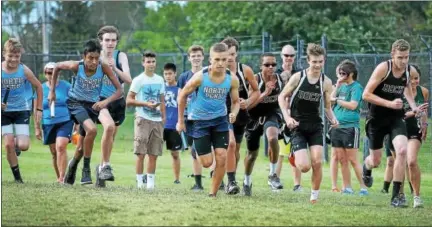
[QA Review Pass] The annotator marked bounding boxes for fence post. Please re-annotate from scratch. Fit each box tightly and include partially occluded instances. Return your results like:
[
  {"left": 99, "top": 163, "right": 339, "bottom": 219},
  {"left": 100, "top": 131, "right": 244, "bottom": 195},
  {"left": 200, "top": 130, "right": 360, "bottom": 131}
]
[
  {"left": 367, "top": 40, "right": 378, "bottom": 66},
  {"left": 262, "top": 31, "right": 271, "bottom": 53},
  {"left": 420, "top": 36, "right": 432, "bottom": 118},
  {"left": 299, "top": 39, "right": 305, "bottom": 69},
  {"left": 321, "top": 34, "right": 329, "bottom": 163}
]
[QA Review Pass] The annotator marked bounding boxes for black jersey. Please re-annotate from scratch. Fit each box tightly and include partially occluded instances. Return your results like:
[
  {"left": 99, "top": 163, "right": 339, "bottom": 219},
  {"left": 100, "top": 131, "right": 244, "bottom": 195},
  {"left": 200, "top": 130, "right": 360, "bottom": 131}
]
[
  {"left": 290, "top": 70, "right": 325, "bottom": 124},
  {"left": 368, "top": 60, "right": 409, "bottom": 119},
  {"left": 226, "top": 63, "right": 252, "bottom": 124},
  {"left": 248, "top": 72, "right": 283, "bottom": 119}
]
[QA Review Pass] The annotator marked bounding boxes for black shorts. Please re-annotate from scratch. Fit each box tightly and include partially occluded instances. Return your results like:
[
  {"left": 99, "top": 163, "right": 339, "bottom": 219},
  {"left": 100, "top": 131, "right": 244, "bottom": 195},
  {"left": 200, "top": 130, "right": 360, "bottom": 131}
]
[
  {"left": 245, "top": 113, "right": 281, "bottom": 151},
  {"left": 98, "top": 97, "right": 126, "bottom": 126},
  {"left": 66, "top": 98, "right": 99, "bottom": 136},
  {"left": 365, "top": 117, "right": 406, "bottom": 150},
  {"left": 384, "top": 135, "right": 393, "bottom": 157},
  {"left": 406, "top": 118, "right": 422, "bottom": 142},
  {"left": 232, "top": 123, "right": 247, "bottom": 144},
  {"left": 330, "top": 127, "right": 360, "bottom": 149},
  {"left": 1, "top": 110, "right": 31, "bottom": 126},
  {"left": 193, "top": 131, "right": 229, "bottom": 156},
  {"left": 163, "top": 128, "right": 182, "bottom": 151},
  {"left": 291, "top": 122, "right": 323, "bottom": 152}
]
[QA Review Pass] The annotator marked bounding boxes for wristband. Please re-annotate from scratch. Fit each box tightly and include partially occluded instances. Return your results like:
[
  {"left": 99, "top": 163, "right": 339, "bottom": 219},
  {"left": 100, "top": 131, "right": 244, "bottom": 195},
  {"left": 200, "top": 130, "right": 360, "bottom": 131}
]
[{"left": 37, "top": 108, "right": 43, "bottom": 112}]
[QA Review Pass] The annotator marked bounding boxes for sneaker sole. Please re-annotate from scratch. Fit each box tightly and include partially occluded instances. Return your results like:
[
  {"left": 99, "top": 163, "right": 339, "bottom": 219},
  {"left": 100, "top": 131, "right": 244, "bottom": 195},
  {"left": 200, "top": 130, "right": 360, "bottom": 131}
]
[
  {"left": 80, "top": 180, "right": 93, "bottom": 185},
  {"left": 267, "top": 181, "right": 283, "bottom": 190},
  {"left": 226, "top": 187, "right": 240, "bottom": 195},
  {"left": 95, "top": 165, "right": 106, "bottom": 188}
]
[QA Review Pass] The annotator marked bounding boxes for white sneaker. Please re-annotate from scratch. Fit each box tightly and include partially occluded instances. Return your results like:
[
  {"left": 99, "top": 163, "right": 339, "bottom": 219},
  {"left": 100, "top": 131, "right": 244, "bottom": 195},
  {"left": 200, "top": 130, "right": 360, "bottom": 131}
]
[
  {"left": 137, "top": 181, "right": 144, "bottom": 189},
  {"left": 413, "top": 196, "right": 424, "bottom": 208}
]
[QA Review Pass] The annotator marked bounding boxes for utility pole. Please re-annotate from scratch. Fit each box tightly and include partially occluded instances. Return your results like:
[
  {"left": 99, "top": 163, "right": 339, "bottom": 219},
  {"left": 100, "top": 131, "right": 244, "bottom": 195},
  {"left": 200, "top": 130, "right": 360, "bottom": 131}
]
[{"left": 41, "top": 1, "right": 50, "bottom": 65}]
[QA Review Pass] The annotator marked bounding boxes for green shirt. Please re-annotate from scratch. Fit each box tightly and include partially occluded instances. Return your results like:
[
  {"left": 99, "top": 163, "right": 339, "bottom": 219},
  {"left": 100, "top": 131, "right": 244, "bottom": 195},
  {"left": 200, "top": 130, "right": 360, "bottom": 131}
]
[{"left": 333, "top": 81, "right": 364, "bottom": 128}]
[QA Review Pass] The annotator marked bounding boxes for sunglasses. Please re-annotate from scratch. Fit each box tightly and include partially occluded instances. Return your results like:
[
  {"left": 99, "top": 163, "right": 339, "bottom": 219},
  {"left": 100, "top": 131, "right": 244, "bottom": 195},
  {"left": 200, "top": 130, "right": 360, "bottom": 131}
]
[
  {"left": 45, "top": 71, "right": 53, "bottom": 75},
  {"left": 263, "top": 63, "right": 277, "bottom": 68},
  {"left": 282, "top": 54, "right": 295, "bottom": 58}
]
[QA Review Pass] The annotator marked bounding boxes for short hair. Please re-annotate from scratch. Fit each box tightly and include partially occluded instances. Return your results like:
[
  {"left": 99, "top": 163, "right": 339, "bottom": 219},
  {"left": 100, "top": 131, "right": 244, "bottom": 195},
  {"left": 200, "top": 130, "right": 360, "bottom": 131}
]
[
  {"left": 306, "top": 43, "right": 326, "bottom": 58},
  {"left": 221, "top": 36, "right": 239, "bottom": 52},
  {"left": 83, "top": 39, "right": 102, "bottom": 55},
  {"left": 142, "top": 51, "right": 156, "bottom": 59},
  {"left": 97, "top": 25, "right": 120, "bottom": 41},
  {"left": 338, "top": 59, "right": 358, "bottom": 80},
  {"left": 3, "top": 38, "right": 23, "bottom": 54},
  {"left": 164, "top": 63, "right": 176, "bottom": 72},
  {"left": 187, "top": 45, "right": 204, "bottom": 56},
  {"left": 392, "top": 39, "right": 410, "bottom": 52},
  {"left": 412, "top": 64, "right": 421, "bottom": 77},
  {"left": 210, "top": 43, "right": 228, "bottom": 53},
  {"left": 260, "top": 52, "right": 275, "bottom": 64}
]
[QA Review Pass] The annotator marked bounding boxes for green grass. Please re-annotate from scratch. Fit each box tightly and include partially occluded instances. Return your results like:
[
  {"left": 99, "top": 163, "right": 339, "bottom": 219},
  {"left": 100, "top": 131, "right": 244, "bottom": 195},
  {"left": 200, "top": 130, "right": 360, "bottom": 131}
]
[{"left": 2, "top": 115, "right": 432, "bottom": 226}]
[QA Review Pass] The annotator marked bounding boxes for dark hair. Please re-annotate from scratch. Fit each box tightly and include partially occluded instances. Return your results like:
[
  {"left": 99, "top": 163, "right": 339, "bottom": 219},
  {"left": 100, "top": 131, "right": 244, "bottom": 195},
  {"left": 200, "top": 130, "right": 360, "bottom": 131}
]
[
  {"left": 339, "top": 59, "right": 358, "bottom": 80},
  {"left": 412, "top": 64, "right": 421, "bottom": 77},
  {"left": 164, "top": 63, "right": 176, "bottom": 72},
  {"left": 221, "top": 36, "right": 239, "bottom": 52},
  {"left": 210, "top": 43, "right": 228, "bottom": 53},
  {"left": 142, "top": 51, "right": 156, "bottom": 58},
  {"left": 97, "top": 25, "right": 120, "bottom": 41},
  {"left": 260, "top": 52, "right": 275, "bottom": 64},
  {"left": 83, "top": 39, "right": 102, "bottom": 55}
]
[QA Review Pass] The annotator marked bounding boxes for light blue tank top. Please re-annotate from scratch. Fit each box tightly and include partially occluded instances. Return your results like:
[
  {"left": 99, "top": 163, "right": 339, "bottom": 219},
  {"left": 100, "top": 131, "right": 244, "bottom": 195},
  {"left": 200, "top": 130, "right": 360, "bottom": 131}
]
[
  {"left": 1, "top": 64, "right": 33, "bottom": 111},
  {"left": 188, "top": 67, "right": 231, "bottom": 120},
  {"left": 100, "top": 50, "right": 122, "bottom": 98},
  {"left": 68, "top": 61, "right": 104, "bottom": 103},
  {"left": 42, "top": 80, "right": 71, "bottom": 125}
]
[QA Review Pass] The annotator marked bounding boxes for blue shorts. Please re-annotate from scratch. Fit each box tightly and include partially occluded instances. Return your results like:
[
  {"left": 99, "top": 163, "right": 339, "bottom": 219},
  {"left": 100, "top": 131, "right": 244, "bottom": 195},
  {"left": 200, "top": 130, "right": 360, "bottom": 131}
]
[
  {"left": 66, "top": 98, "right": 99, "bottom": 136},
  {"left": 42, "top": 120, "right": 74, "bottom": 145},
  {"left": 190, "top": 116, "right": 229, "bottom": 139}
]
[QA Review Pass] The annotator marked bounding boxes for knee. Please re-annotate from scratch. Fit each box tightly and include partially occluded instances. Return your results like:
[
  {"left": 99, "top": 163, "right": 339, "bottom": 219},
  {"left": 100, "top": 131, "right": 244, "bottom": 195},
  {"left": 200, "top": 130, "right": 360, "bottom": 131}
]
[
  {"left": 18, "top": 142, "right": 29, "bottom": 151},
  {"left": 339, "top": 155, "right": 348, "bottom": 165},
  {"left": 228, "top": 139, "right": 236, "bottom": 151},
  {"left": 171, "top": 152, "right": 180, "bottom": 160},
  {"left": 51, "top": 152, "right": 57, "bottom": 160},
  {"left": 395, "top": 146, "right": 407, "bottom": 158},
  {"left": 371, "top": 156, "right": 381, "bottom": 167},
  {"left": 202, "top": 159, "right": 213, "bottom": 168},
  {"left": 4, "top": 139, "right": 15, "bottom": 152},
  {"left": 267, "top": 134, "right": 278, "bottom": 144},
  {"left": 311, "top": 159, "right": 322, "bottom": 169},
  {"left": 247, "top": 150, "right": 258, "bottom": 162},
  {"left": 215, "top": 150, "right": 227, "bottom": 165},
  {"left": 298, "top": 164, "right": 311, "bottom": 173},
  {"left": 104, "top": 123, "right": 115, "bottom": 135},
  {"left": 387, "top": 158, "right": 394, "bottom": 168},
  {"left": 136, "top": 154, "right": 145, "bottom": 161},
  {"left": 56, "top": 143, "right": 67, "bottom": 153},
  {"left": 407, "top": 158, "right": 417, "bottom": 169},
  {"left": 86, "top": 127, "right": 97, "bottom": 137}
]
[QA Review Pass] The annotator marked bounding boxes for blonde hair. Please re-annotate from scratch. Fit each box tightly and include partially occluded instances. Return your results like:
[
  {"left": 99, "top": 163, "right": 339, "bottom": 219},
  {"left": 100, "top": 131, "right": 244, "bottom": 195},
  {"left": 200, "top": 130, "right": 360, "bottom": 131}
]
[
  {"left": 187, "top": 45, "right": 204, "bottom": 56},
  {"left": 3, "top": 38, "right": 23, "bottom": 54},
  {"left": 306, "top": 43, "right": 325, "bottom": 57},
  {"left": 391, "top": 39, "right": 410, "bottom": 52}
]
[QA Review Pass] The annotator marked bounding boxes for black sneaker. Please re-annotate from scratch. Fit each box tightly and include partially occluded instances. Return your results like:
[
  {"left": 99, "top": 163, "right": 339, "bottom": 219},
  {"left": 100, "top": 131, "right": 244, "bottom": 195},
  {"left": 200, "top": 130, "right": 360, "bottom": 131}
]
[
  {"left": 293, "top": 184, "right": 303, "bottom": 192},
  {"left": 242, "top": 182, "right": 252, "bottom": 196},
  {"left": 80, "top": 167, "right": 92, "bottom": 185},
  {"left": 99, "top": 165, "right": 114, "bottom": 181},
  {"left": 15, "top": 146, "right": 21, "bottom": 157},
  {"left": 95, "top": 164, "right": 106, "bottom": 188},
  {"left": 391, "top": 194, "right": 408, "bottom": 208},
  {"left": 219, "top": 180, "right": 225, "bottom": 191},
  {"left": 174, "top": 180, "right": 181, "bottom": 184},
  {"left": 362, "top": 174, "right": 373, "bottom": 188},
  {"left": 225, "top": 181, "right": 240, "bottom": 195},
  {"left": 14, "top": 179, "right": 24, "bottom": 184},
  {"left": 64, "top": 159, "right": 78, "bottom": 185},
  {"left": 191, "top": 184, "right": 204, "bottom": 191},
  {"left": 268, "top": 173, "right": 283, "bottom": 190},
  {"left": 381, "top": 189, "right": 389, "bottom": 194}
]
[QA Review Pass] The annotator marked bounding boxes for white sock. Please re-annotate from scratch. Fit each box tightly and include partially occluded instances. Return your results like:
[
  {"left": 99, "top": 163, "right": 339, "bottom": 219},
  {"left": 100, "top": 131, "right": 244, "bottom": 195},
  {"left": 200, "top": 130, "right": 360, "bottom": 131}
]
[
  {"left": 244, "top": 175, "right": 251, "bottom": 186},
  {"left": 147, "top": 173, "right": 155, "bottom": 189},
  {"left": 310, "top": 190, "right": 320, "bottom": 200},
  {"left": 136, "top": 174, "right": 143, "bottom": 183},
  {"left": 269, "top": 163, "right": 277, "bottom": 175},
  {"left": 103, "top": 162, "right": 110, "bottom": 167}
]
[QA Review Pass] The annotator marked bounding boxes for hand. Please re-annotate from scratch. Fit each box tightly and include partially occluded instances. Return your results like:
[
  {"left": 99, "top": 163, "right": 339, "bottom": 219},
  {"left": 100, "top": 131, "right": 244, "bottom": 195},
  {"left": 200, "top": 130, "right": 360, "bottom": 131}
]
[
  {"left": 329, "top": 118, "right": 339, "bottom": 128},
  {"left": 263, "top": 81, "right": 275, "bottom": 96},
  {"left": 335, "top": 77, "right": 345, "bottom": 88},
  {"left": 420, "top": 124, "right": 428, "bottom": 141},
  {"left": 176, "top": 121, "right": 185, "bottom": 134},
  {"left": 239, "top": 98, "right": 248, "bottom": 110},
  {"left": 331, "top": 97, "right": 338, "bottom": 102},
  {"left": 92, "top": 100, "right": 108, "bottom": 111},
  {"left": 147, "top": 101, "right": 160, "bottom": 109},
  {"left": 414, "top": 103, "right": 429, "bottom": 114},
  {"left": 1, "top": 103, "right": 6, "bottom": 111},
  {"left": 285, "top": 116, "right": 299, "bottom": 129},
  {"left": 229, "top": 113, "right": 237, "bottom": 124},
  {"left": 388, "top": 98, "right": 403, "bottom": 110},
  {"left": 107, "top": 58, "right": 115, "bottom": 68},
  {"left": 35, "top": 127, "right": 42, "bottom": 140},
  {"left": 48, "top": 91, "right": 56, "bottom": 106}
]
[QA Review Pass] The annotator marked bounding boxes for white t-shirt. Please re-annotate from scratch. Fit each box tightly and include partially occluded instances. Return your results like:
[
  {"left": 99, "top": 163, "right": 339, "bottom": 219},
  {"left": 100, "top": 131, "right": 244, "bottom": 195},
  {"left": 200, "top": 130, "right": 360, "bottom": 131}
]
[{"left": 129, "top": 72, "right": 165, "bottom": 121}]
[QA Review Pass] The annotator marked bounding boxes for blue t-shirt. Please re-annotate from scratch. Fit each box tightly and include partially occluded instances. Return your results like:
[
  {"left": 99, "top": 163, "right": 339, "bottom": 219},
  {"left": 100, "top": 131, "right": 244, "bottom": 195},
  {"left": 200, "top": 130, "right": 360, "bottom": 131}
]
[
  {"left": 68, "top": 61, "right": 104, "bottom": 103},
  {"left": 164, "top": 84, "right": 179, "bottom": 129},
  {"left": 333, "top": 81, "right": 363, "bottom": 128},
  {"left": 188, "top": 68, "right": 231, "bottom": 121},
  {"left": 42, "top": 80, "right": 71, "bottom": 125},
  {"left": 177, "top": 70, "right": 195, "bottom": 117},
  {"left": 129, "top": 72, "right": 165, "bottom": 122},
  {"left": 1, "top": 64, "right": 33, "bottom": 111}
]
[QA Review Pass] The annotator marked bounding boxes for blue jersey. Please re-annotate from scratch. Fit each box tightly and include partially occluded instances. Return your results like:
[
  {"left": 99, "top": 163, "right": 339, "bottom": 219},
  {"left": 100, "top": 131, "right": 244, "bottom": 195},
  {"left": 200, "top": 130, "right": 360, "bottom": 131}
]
[
  {"left": 1, "top": 63, "right": 33, "bottom": 111},
  {"left": 100, "top": 50, "right": 122, "bottom": 98},
  {"left": 164, "top": 85, "right": 179, "bottom": 129},
  {"left": 178, "top": 70, "right": 196, "bottom": 116},
  {"left": 42, "top": 80, "right": 71, "bottom": 125},
  {"left": 68, "top": 61, "right": 104, "bottom": 103},
  {"left": 188, "top": 68, "right": 231, "bottom": 120}
]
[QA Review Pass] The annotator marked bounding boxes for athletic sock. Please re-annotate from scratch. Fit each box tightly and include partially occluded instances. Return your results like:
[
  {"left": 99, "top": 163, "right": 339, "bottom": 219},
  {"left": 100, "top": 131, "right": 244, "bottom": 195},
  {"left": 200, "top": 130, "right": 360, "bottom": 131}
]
[
  {"left": 11, "top": 165, "right": 22, "bottom": 181},
  {"left": 383, "top": 181, "right": 391, "bottom": 192},
  {"left": 227, "top": 172, "right": 236, "bottom": 182},
  {"left": 244, "top": 175, "right": 251, "bottom": 186},
  {"left": 363, "top": 163, "right": 372, "bottom": 176},
  {"left": 310, "top": 190, "right": 320, "bottom": 200},
  {"left": 269, "top": 163, "right": 277, "bottom": 175},
  {"left": 392, "top": 181, "right": 402, "bottom": 200},
  {"left": 194, "top": 174, "right": 202, "bottom": 187},
  {"left": 83, "top": 157, "right": 91, "bottom": 169},
  {"left": 136, "top": 174, "right": 143, "bottom": 183},
  {"left": 147, "top": 174, "right": 155, "bottom": 189}
]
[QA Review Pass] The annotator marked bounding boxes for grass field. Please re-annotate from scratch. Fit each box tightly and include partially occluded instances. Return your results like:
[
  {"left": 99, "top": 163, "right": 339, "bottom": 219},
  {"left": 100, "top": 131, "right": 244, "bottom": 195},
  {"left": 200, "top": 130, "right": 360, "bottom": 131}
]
[{"left": 2, "top": 114, "right": 432, "bottom": 226}]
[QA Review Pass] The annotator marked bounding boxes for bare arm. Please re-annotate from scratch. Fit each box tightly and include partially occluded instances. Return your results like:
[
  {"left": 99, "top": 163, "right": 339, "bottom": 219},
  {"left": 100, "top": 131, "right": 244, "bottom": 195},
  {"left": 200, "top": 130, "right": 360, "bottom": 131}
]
[
  {"left": 113, "top": 52, "right": 132, "bottom": 84},
  {"left": 323, "top": 77, "right": 338, "bottom": 125},
  {"left": 177, "top": 71, "right": 203, "bottom": 123},
  {"left": 230, "top": 76, "right": 240, "bottom": 118},
  {"left": 159, "top": 93, "right": 166, "bottom": 124},
  {"left": 362, "top": 62, "right": 393, "bottom": 107},
  {"left": 24, "top": 65, "right": 43, "bottom": 131},
  {"left": 243, "top": 65, "right": 259, "bottom": 110},
  {"left": 278, "top": 72, "right": 301, "bottom": 122},
  {"left": 335, "top": 83, "right": 361, "bottom": 110},
  {"left": 50, "top": 61, "right": 79, "bottom": 94},
  {"left": 101, "top": 62, "right": 122, "bottom": 104}
]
